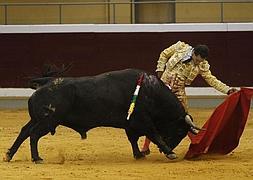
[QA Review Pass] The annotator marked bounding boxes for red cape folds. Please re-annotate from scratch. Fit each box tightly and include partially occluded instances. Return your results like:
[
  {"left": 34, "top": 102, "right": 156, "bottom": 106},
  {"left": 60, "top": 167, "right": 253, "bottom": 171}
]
[{"left": 185, "top": 87, "right": 253, "bottom": 159}]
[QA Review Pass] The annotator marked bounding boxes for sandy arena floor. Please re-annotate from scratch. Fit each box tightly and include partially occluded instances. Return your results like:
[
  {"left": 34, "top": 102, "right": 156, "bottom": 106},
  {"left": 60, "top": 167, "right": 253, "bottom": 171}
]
[{"left": 1, "top": 108, "right": 253, "bottom": 179}]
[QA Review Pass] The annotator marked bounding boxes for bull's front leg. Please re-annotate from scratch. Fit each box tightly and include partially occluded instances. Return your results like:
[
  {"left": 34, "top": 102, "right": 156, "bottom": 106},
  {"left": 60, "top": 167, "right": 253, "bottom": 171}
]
[
  {"left": 3, "top": 120, "right": 33, "bottom": 162},
  {"left": 146, "top": 133, "right": 177, "bottom": 159},
  {"left": 125, "top": 128, "right": 145, "bottom": 159},
  {"left": 29, "top": 122, "right": 50, "bottom": 164}
]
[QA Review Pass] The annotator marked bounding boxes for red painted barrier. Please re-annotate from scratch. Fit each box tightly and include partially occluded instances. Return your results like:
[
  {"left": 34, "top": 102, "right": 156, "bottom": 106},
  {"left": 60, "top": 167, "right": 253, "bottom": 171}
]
[{"left": 0, "top": 31, "right": 252, "bottom": 87}]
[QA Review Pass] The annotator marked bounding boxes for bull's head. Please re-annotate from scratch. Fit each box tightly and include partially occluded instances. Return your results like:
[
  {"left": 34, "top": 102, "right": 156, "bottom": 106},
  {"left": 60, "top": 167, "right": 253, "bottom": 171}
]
[
  {"left": 41, "top": 63, "right": 72, "bottom": 78},
  {"left": 162, "top": 114, "right": 202, "bottom": 152},
  {"left": 28, "top": 63, "right": 72, "bottom": 89}
]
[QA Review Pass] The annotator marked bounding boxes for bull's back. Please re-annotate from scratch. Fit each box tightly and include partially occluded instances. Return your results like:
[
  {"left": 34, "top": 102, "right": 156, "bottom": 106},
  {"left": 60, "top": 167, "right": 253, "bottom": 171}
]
[
  {"left": 67, "top": 69, "right": 144, "bottom": 127},
  {"left": 29, "top": 69, "right": 151, "bottom": 128}
]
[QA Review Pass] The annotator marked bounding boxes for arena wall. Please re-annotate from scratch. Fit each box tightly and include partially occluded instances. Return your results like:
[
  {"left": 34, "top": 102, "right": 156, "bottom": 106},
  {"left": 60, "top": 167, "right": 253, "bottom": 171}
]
[{"left": 0, "top": 23, "right": 252, "bottom": 88}]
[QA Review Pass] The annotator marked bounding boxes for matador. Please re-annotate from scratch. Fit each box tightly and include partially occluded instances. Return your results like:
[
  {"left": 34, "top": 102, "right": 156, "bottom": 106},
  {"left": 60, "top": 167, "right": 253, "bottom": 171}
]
[{"left": 141, "top": 41, "right": 237, "bottom": 158}]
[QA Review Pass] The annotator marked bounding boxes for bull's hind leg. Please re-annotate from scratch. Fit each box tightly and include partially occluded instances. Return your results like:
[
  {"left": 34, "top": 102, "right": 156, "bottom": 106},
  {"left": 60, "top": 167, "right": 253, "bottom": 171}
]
[
  {"left": 4, "top": 120, "right": 33, "bottom": 162},
  {"left": 29, "top": 122, "right": 50, "bottom": 164},
  {"left": 125, "top": 128, "right": 145, "bottom": 159}
]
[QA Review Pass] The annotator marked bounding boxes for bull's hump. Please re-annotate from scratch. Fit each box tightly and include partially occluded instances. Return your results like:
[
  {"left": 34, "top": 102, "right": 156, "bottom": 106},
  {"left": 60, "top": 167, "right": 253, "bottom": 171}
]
[{"left": 144, "top": 74, "right": 160, "bottom": 86}]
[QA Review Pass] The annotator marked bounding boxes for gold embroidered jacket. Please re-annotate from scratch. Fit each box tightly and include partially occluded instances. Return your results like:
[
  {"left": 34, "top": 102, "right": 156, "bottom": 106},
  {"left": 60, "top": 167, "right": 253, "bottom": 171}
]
[{"left": 156, "top": 41, "right": 230, "bottom": 110}]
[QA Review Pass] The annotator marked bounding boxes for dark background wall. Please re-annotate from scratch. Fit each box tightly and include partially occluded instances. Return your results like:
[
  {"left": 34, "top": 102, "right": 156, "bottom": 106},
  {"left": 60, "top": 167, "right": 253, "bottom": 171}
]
[{"left": 0, "top": 31, "right": 252, "bottom": 87}]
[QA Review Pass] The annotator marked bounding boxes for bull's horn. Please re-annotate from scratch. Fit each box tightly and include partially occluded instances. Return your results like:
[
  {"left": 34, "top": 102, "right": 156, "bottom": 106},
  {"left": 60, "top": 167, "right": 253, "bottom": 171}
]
[
  {"left": 185, "top": 115, "right": 202, "bottom": 130},
  {"left": 189, "top": 127, "right": 198, "bottom": 135}
]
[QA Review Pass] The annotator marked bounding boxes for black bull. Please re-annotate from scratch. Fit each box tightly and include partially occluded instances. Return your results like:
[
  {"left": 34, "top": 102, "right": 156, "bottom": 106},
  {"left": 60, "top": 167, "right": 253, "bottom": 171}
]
[{"left": 4, "top": 69, "right": 200, "bottom": 163}]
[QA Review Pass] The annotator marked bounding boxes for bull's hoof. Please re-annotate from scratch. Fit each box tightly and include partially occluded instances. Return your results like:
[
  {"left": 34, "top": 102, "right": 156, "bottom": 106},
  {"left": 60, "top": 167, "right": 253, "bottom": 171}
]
[
  {"left": 141, "top": 149, "right": 150, "bottom": 156},
  {"left": 50, "top": 130, "right": 56, "bottom": 135},
  {"left": 32, "top": 157, "right": 44, "bottom": 164},
  {"left": 134, "top": 153, "right": 145, "bottom": 160},
  {"left": 165, "top": 152, "right": 177, "bottom": 160},
  {"left": 3, "top": 151, "right": 12, "bottom": 162},
  {"left": 34, "top": 159, "right": 44, "bottom": 164},
  {"left": 81, "top": 132, "right": 87, "bottom": 140}
]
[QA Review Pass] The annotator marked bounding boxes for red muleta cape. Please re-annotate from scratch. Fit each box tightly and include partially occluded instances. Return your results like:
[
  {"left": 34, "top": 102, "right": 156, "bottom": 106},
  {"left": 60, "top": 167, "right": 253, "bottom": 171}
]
[{"left": 185, "top": 87, "right": 253, "bottom": 159}]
